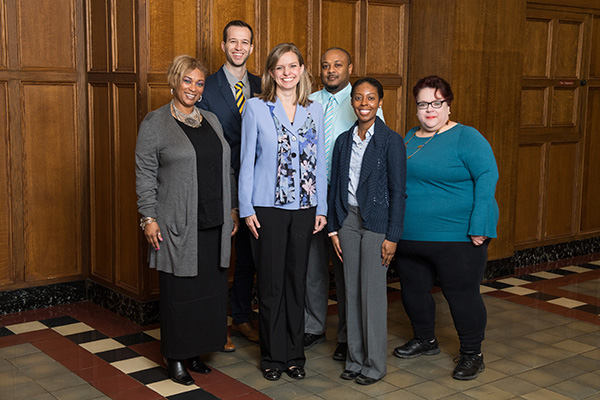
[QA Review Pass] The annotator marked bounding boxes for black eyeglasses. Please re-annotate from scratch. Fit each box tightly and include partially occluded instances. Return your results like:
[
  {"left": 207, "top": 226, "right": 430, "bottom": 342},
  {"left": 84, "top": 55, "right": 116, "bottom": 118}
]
[{"left": 416, "top": 100, "right": 446, "bottom": 110}]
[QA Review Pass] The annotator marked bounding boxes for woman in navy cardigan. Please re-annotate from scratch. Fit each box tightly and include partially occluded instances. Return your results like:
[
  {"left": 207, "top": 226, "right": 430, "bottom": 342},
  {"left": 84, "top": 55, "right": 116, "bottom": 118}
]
[{"left": 328, "top": 77, "right": 406, "bottom": 385}]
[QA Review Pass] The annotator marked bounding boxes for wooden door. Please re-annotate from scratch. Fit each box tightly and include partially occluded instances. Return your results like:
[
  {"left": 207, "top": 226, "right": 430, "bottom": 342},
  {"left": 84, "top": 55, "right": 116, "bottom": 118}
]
[{"left": 515, "top": 6, "right": 594, "bottom": 246}]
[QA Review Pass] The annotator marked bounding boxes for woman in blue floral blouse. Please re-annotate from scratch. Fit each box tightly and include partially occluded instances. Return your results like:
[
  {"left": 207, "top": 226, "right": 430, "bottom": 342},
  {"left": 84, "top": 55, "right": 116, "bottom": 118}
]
[{"left": 238, "top": 43, "right": 327, "bottom": 381}]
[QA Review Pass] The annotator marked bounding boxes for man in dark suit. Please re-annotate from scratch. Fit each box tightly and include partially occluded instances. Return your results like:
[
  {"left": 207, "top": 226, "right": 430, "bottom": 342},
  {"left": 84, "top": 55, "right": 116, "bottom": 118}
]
[{"left": 198, "top": 20, "right": 261, "bottom": 350}]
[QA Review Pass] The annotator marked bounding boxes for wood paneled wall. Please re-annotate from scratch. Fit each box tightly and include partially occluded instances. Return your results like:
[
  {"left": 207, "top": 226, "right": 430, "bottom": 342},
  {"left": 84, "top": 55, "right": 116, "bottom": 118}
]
[
  {"left": 1, "top": 0, "right": 600, "bottom": 301},
  {"left": 0, "top": 0, "right": 87, "bottom": 289}
]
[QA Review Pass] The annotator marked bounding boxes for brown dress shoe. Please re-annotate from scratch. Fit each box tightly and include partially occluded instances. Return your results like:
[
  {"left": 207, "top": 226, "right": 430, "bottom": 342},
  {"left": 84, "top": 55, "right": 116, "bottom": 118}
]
[
  {"left": 222, "top": 334, "right": 236, "bottom": 352},
  {"left": 231, "top": 321, "right": 259, "bottom": 343}
]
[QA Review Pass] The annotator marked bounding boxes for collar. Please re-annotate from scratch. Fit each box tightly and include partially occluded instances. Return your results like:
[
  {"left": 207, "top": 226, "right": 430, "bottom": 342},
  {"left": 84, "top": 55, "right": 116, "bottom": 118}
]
[
  {"left": 352, "top": 123, "right": 375, "bottom": 145},
  {"left": 223, "top": 64, "right": 249, "bottom": 88},
  {"left": 324, "top": 83, "right": 352, "bottom": 106}
]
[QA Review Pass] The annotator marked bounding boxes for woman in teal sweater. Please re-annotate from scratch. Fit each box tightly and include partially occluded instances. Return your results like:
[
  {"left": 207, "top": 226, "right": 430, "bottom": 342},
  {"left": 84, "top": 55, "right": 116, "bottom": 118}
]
[{"left": 394, "top": 75, "right": 499, "bottom": 381}]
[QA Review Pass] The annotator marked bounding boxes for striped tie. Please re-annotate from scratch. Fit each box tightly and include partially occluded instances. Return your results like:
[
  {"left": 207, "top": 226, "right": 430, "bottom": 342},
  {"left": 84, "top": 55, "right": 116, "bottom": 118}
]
[
  {"left": 234, "top": 81, "right": 245, "bottom": 114},
  {"left": 323, "top": 95, "right": 336, "bottom": 175}
]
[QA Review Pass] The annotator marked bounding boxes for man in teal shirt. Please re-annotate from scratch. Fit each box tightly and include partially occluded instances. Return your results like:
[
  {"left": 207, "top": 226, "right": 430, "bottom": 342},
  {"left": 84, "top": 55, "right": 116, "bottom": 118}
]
[{"left": 304, "top": 48, "right": 384, "bottom": 360}]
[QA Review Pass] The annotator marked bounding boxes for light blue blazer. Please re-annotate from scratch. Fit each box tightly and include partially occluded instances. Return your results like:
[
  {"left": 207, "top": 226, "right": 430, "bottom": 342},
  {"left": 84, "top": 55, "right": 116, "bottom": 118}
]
[{"left": 238, "top": 97, "right": 327, "bottom": 218}]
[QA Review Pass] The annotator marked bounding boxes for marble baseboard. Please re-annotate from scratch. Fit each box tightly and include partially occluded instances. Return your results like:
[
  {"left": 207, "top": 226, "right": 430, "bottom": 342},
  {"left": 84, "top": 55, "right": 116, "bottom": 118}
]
[
  {"left": 0, "top": 281, "right": 87, "bottom": 316},
  {"left": 2, "top": 236, "right": 600, "bottom": 323}
]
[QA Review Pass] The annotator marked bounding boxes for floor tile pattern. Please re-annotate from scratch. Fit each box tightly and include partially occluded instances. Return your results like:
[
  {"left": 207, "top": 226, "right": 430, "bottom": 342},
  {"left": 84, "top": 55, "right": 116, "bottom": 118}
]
[{"left": 0, "top": 260, "right": 599, "bottom": 399}]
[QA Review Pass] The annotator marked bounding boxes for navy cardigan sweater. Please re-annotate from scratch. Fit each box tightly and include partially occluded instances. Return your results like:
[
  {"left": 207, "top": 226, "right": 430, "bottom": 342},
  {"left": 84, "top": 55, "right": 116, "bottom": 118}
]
[{"left": 328, "top": 117, "right": 407, "bottom": 243}]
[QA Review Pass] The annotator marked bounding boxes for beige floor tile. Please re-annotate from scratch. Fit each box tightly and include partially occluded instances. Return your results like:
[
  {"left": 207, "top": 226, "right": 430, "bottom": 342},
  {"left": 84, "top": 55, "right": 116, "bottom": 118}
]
[
  {"left": 479, "top": 285, "right": 497, "bottom": 294},
  {"left": 0, "top": 381, "right": 48, "bottom": 399},
  {"left": 288, "top": 374, "right": 341, "bottom": 395},
  {"left": 110, "top": 356, "right": 159, "bottom": 374},
  {"left": 146, "top": 379, "right": 199, "bottom": 397},
  {"left": 51, "top": 383, "right": 106, "bottom": 400},
  {"left": 560, "top": 265, "right": 592, "bottom": 273},
  {"left": 5, "top": 321, "right": 48, "bottom": 335},
  {"left": 261, "top": 381, "right": 313, "bottom": 400},
  {"left": 534, "top": 361, "right": 586, "bottom": 380},
  {"left": 561, "top": 354, "right": 600, "bottom": 372},
  {"left": 518, "top": 369, "right": 565, "bottom": 387},
  {"left": 547, "top": 297, "right": 587, "bottom": 308},
  {"left": 463, "top": 383, "right": 514, "bottom": 400},
  {"left": 548, "top": 380, "right": 600, "bottom": 399},
  {"left": 318, "top": 384, "right": 371, "bottom": 400},
  {"left": 203, "top": 351, "right": 242, "bottom": 368},
  {"left": 522, "top": 388, "right": 577, "bottom": 400},
  {"left": 553, "top": 339, "right": 596, "bottom": 354},
  {"left": 237, "top": 372, "right": 287, "bottom": 391},
  {"left": 10, "top": 352, "right": 56, "bottom": 369},
  {"left": 216, "top": 360, "right": 260, "bottom": 379},
  {"left": 352, "top": 378, "right": 398, "bottom": 397},
  {"left": 144, "top": 328, "right": 160, "bottom": 340},
  {"left": 36, "top": 372, "right": 87, "bottom": 392},
  {"left": 484, "top": 359, "right": 530, "bottom": 375},
  {"left": 20, "top": 362, "right": 71, "bottom": 380},
  {"left": 0, "top": 343, "right": 40, "bottom": 359},
  {"left": 79, "top": 338, "right": 125, "bottom": 354},
  {"left": 529, "top": 345, "right": 578, "bottom": 361},
  {"left": 508, "top": 351, "right": 553, "bottom": 368},
  {"left": 377, "top": 389, "right": 429, "bottom": 399},
  {"left": 488, "top": 376, "right": 541, "bottom": 396},
  {"left": 500, "top": 286, "right": 538, "bottom": 296},
  {"left": 530, "top": 271, "right": 563, "bottom": 279},
  {"left": 496, "top": 277, "right": 532, "bottom": 286},
  {"left": 0, "top": 369, "right": 33, "bottom": 388},
  {"left": 51, "top": 322, "right": 94, "bottom": 336},
  {"left": 582, "top": 348, "right": 600, "bottom": 360},
  {"left": 570, "top": 372, "right": 600, "bottom": 391},
  {"left": 438, "top": 393, "right": 479, "bottom": 400},
  {"left": 382, "top": 369, "right": 427, "bottom": 388},
  {"left": 404, "top": 380, "right": 457, "bottom": 399}
]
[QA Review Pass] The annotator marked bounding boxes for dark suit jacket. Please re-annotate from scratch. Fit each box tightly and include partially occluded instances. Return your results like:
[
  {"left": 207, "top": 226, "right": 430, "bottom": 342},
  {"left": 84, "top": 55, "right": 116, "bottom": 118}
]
[
  {"left": 328, "top": 117, "right": 407, "bottom": 242},
  {"left": 198, "top": 66, "right": 261, "bottom": 175}
]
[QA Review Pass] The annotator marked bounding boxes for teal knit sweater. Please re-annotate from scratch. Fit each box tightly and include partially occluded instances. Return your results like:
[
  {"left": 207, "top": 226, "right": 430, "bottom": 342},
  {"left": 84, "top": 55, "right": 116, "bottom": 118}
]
[{"left": 402, "top": 123, "right": 499, "bottom": 242}]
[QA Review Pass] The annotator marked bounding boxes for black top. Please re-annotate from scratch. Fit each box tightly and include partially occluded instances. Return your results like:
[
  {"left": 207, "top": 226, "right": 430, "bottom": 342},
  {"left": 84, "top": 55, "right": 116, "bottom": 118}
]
[{"left": 176, "top": 119, "right": 224, "bottom": 229}]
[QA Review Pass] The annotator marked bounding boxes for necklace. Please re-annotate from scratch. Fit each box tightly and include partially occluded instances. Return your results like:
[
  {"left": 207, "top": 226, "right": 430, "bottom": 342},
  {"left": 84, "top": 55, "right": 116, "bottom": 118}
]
[
  {"left": 171, "top": 100, "right": 202, "bottom": 128},
  {"left": 405, "top": 121, "right": 449, "bottom": 159}
]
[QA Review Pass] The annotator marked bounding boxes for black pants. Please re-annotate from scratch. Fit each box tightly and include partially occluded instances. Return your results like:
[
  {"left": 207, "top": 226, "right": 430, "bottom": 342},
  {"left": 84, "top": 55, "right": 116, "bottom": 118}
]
[
  {"left": 396, "top": 240, "right": 489, "bottom": 353},
  {"left": 230, "top": 222, "right": 256, "bottom": 324},
  {"left": 251, "top": 207, "right": 316, "bottom": 370}
]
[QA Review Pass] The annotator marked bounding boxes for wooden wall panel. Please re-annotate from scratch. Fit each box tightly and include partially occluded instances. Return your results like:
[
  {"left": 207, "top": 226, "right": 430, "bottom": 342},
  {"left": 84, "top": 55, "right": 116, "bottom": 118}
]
[
  {"left": 203, "top": 0, "right": 256, "bottom": 74},
  {"left": 521, "top": 87, "right": 547, "bottom": 127},
  {"left": 22, "top": 83, "right": 81, "bottom": 280},
  {"left": 18, "top": 0, "right": 76, "bottom": 70},
  {"left": 148, "top": 83, "right": 170, "bottom": 112},
  {"left": 0, "top": 0, "right": 6, "bottom": 70},
  {"left": 551, "top": 88, "right": 577, "bottom": 126},
  {"left": 114, "top": 84, "right": 139, "bottom": 293},
  {"left": 524, "top": 18, "right": 550, "bottom": 78},
  {"left": 545, "top": 142, "right": 577, "bottom": 238},
  {"left": 554, "top": 20, "right": 582, "bottom": 78},
  {"left": 148, "top": 0, "right": 197, "bottom": 73},
  {"left": 112, "top": 0, "right": 136, "bottom": 72},
  {"left": 581, "top": 88, "right": 600, "bottom": 233},
  {"left": 89, "top": 83, "right": 113, "bottom": 282},
  {"left": 87, "top": 0, "right": 109, "bottom": 72},
  {"left": 366, "top": 3, "right": 405, "bottom": 76},
  {"left": 267, "top": 0, "right": 309, "bottom": 57},
  {"left": 515, "top": 144, "right": 544, "bottom": 243},
  {"left": 591, "top": 16, "right": 600, "bottom": 78},
  {"left": 0, "top": 82, "right": 10, "bottom": 285},
  {"left": 321, "top": 0, "right": 358, "bottom": 63}
]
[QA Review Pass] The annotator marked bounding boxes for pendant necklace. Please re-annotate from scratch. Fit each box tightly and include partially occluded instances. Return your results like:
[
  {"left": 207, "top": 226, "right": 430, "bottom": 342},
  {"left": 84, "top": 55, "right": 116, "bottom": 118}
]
[{"left": 406, "top": 120, "right": 449, "bottom": 159}]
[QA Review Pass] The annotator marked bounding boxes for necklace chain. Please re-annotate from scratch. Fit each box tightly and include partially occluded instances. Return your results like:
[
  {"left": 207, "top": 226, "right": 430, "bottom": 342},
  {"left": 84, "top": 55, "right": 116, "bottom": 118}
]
[{"left": 406, "top": 121, "right": 449, "bottom": 159}]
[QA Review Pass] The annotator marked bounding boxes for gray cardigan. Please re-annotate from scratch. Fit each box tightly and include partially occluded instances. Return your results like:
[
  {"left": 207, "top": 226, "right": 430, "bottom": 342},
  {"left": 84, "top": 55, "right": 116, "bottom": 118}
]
[{"left": 135, "top": 104, "right": 236, "bottom": 276}]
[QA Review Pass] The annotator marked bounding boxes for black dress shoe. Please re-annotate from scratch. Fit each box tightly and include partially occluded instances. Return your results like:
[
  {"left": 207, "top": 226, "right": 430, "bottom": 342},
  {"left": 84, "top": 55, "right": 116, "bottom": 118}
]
[
  {"left": 333, "top": 342, "right": 347, "bottom": 361},
  {"left": 303, "top": 333, "right": 326, "bottom": 349},
  {"left": 285, "top": 366, "right": 306, "bottom": 379},
  {"left": 356, "top": 374, "right": 379, "bottom": 385},
  {"left": 188, "top": 357, "right": 212, "bottom": 374},
  {"left": 452, "top": 353, "right": 484, "bottom": 380},
  {"left": 340, "top": 369, "right": 360, "bottom": 380},
  {"left": 166, "top": 358, "right": 194, "bottom": 385},
  {"left": 393, "top": 337, "right": 440, "bottom": 359},
  {"left": 262, "top": 368, "right": 282, "bottom": 381}
]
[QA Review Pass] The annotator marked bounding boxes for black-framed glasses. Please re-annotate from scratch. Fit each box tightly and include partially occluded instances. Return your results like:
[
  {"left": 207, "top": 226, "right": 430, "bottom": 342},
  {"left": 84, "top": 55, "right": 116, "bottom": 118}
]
[{"left": 416, "top": 100, "right": 446, "bottom": 110}]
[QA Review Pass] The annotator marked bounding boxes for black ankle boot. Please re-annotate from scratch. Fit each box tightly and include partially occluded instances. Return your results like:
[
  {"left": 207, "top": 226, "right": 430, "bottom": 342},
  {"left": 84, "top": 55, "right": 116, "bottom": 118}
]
[
  {"left": 166, "top": 358, "right": 194, "bottom": 385},
  {"left": 188, "top": 357, "right": 212, "bottom": 374}
]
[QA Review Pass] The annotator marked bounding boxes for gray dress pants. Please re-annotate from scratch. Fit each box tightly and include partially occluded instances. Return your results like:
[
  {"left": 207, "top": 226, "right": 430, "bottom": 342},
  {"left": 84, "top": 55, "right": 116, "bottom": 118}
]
[{"left": 338, "top": 206, "right": 388, "bottom": 379}]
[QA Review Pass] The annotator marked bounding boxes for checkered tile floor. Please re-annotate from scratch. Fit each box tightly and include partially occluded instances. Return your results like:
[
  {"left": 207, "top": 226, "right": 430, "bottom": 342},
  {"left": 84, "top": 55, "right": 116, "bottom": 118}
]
[{"left": 1, "top": 260, "right": 599, "bottom": 399}]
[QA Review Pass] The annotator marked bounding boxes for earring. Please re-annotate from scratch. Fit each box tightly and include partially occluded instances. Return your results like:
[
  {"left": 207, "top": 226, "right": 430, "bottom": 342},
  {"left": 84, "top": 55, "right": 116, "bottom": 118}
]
[
  {"left": 170, "top": 88, "right": 173, "bottom": 95},
  {"left": 448, "top": 111, "right": 451, "bottom": 114},
  {"left": 198, "top": 95, "right": 202, "bottom": 102}
]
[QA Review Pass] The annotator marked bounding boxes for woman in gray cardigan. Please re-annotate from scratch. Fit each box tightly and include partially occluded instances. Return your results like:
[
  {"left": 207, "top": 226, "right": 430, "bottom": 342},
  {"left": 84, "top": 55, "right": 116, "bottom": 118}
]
[{"left": 135, "top": 55, "right": 239, "bottom": 386}]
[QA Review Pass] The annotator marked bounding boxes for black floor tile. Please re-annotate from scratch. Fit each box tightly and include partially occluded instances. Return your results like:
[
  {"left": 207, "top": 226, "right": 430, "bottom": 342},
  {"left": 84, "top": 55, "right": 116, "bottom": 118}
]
[
  {"left": 525, "top": 292, "right": 559, "bottom": 301},
  {"left": 114, "top": 332, "right": 156, "bottom": 346},
  {"left": 167, "top": 389, "right": 220, "bottom": 400},
  {"left": 482, "top": 281, "right": 512, "bottom": 289},
  {"left": 95, "top": 347, "right": 140, "bottom": 363},
  {"left": 575, "top": 304, "right": 600, "bottom": 314},
  {"left": 0, "top": 327, "right": 15, "bottom": 337},
  {"left": 515, "top": 274, "right": 547, "bottom": 282},
  {"left": 129, "top": 366, "right": 169, "bottom": 384},
  {"left": 65, "top": 330, "right": 109, "bottom": 344},
  {"left": 549, "top": 269, "right": 576, "bottom": 275},
  {"left": 40, "top": 315, "right": 79, "bottom": 328}
]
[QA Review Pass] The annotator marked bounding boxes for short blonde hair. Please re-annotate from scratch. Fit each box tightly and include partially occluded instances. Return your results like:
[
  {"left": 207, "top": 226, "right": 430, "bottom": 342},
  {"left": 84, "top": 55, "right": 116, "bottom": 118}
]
[
  {"left": 258, "top": 43, "right": 313, "bottom": 107},
  {"left": 166, "top": 55, "right": 208, "bottom": 89}
]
